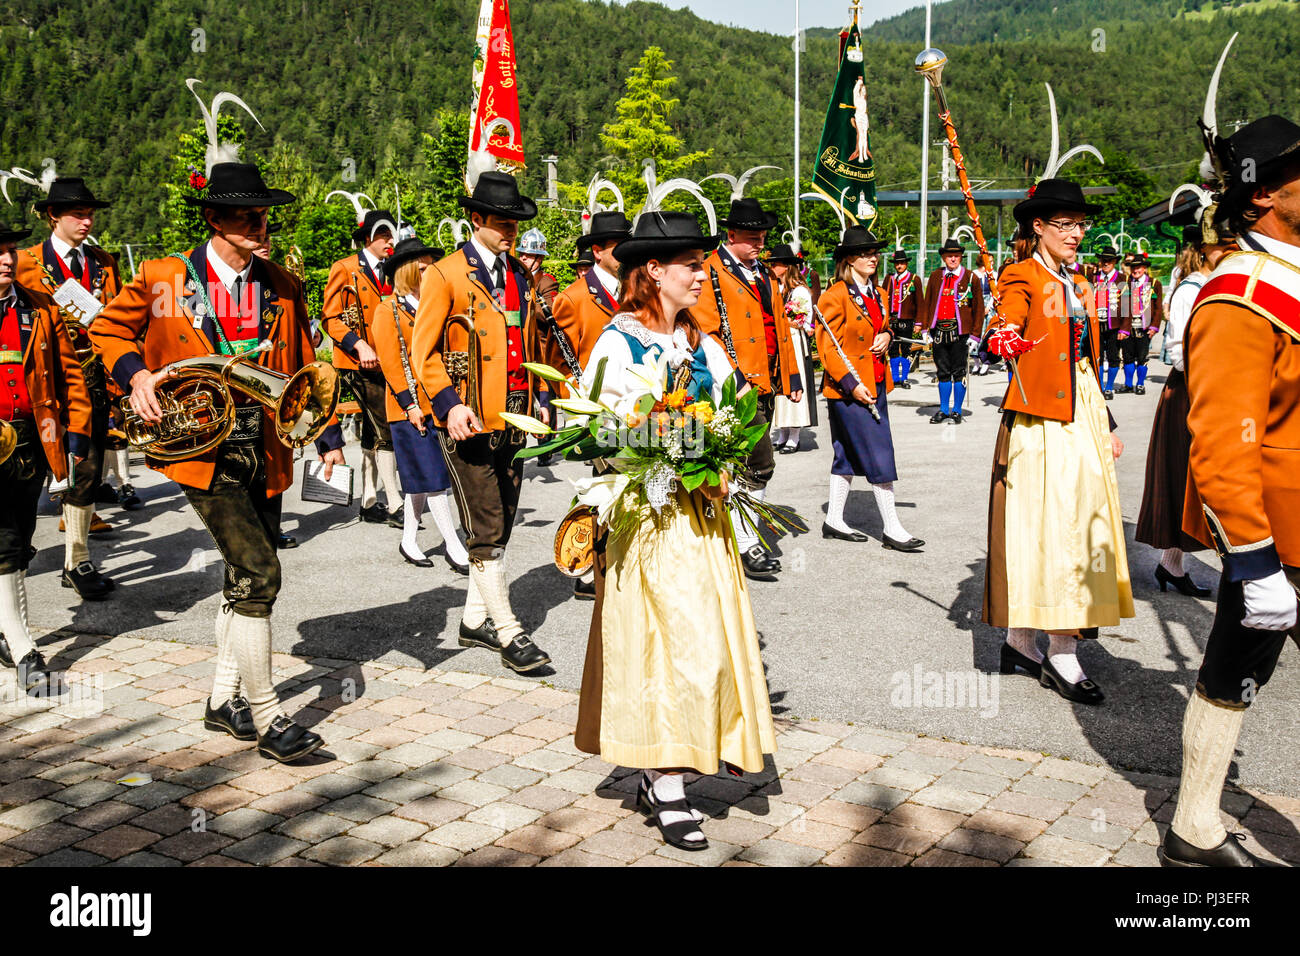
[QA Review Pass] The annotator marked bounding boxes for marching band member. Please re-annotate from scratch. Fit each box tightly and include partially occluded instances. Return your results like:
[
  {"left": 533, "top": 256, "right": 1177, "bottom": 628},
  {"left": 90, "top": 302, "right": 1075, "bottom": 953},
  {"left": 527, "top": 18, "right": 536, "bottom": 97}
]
[
  {"left": 1092, "top": 247, "right": 1127, "bottom": 399},
  {"left": 692, "top": 197, "right": 803, "bottom": 582},
  {"left": 551, "top": 211, "right": 630, "bottom": 372},
  {"left": 1121, "top": 253, "right": 1163, "bottom": 395},
  {"left": 883, "top": 247, "right": 921, "bottom": 388},
  {"left": 573, "top": 211, "right": 775, "bottom": 852},
  {"left": 1135, "top": 222, "right": 1223, "bottom": 598},
  {"left": 983, "top": 178, "right": 1133, "bottom": 705},
  {"left": 371, "top": 236, "right": 468, "bottom": 574},
  {"left": 571, "top": 247, "right": 594, "bottom": 280},
  {"left": 410, "top": 172, "right": 553, "bottom": 674},
  {"left": 922, "top": 237, "right": 985, "bottom": 424},
  {"left": 323, "top": 207, "right": 401, "bottom": 526},
  {"left": 0, "top": 223, "right": 92, "bottom": 694},
  {"left": 90, "top": 162, "right": 345, "bottom": 762},
  {"left": 516, "top": 228, "right": 557, "bottom": 308},
  {"left": 1162, "top": 116, "right": 1300, "bottom": 867},
  {"left": 767, "top": 243, "right": 816, "bottom": 453},
  {"left": 816, "top": 226, "right": 922, "bottom": 551},
  {"left": 15, "top": 177, "right": 120, "bottom": 600}
]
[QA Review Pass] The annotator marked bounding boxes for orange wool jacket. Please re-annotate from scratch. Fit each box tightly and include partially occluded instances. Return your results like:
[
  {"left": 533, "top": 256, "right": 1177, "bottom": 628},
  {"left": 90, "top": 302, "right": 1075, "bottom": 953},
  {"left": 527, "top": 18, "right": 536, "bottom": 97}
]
[
  {"left": 815, "top": 279, "right": 894, "bottom": 402},
  {"left": 7, "top": 283, "right": 93, "bottom": 479},
  {"left": 322, "top": 253, "right": 388, "bottom": 372},
  {"left": 409, "top": 245, "right": 550, "bottom": 432},
  {"left": 551, "top": 270, "right": 618, "bottom": 370},
  {"left": 371, "top": 297, "right": 431, "bottom": 422},
  {"left": 89, "top": 244, "right": 340, "bottom": 497},
  {"left": 992, "top": 257, "right": 1105, "bottom": 424},
  {"left": 692, "top": 248, "right": 801, "bottom": 396},
  {"left": 1181, "top": 249, "right": 1300, "bottom": 579}
]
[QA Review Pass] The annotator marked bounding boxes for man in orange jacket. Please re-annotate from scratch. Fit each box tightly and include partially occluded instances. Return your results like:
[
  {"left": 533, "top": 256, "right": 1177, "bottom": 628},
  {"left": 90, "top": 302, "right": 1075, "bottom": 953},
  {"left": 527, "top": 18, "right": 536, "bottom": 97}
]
[
  {"left": 1161, "top": 116, "right": 1300, "bottom": 867},
  {"left": 0, "top": 223, "right": 92, "bottom": 695},
  {"left": 91, "top": 163, "right": 345, "bottom": 764},
  {"left": 692, "top": 197, "right": 802, "bottom": 581}
]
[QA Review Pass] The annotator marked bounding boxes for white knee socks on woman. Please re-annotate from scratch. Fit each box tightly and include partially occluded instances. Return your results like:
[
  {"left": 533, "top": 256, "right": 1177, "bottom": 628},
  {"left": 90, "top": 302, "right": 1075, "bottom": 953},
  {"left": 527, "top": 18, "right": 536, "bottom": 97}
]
[
  {"left": 1048, "top": 634, "right": 1087, "bottom": 684},
  {"left": 402, "top": 493, "right": 429, "bottom": 559},
  {"left": 1005, "top": 627, "right": 1043, "bottom": 663},
  {"left": 871, "top": 482, "right": 910, "bottom": 541},
  {"left": 826, "top": 474, "right": 854, "bottom": 533},
  {"left": 427, "top": 492, "right": 468, "bottom": 566}
]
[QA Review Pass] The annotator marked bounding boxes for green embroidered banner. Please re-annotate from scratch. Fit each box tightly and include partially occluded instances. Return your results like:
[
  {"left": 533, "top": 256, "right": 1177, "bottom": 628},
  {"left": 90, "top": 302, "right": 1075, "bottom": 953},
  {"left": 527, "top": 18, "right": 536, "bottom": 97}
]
[{"left": 813, "top": 19, "right": 878, "bottom": 230}]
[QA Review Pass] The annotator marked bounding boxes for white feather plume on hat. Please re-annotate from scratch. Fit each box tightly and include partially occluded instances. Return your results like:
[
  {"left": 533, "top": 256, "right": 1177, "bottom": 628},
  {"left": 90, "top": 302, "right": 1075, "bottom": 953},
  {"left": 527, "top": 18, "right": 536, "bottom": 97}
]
[{"left": 186, "top": 79, "right": 265, "bottom": 176}]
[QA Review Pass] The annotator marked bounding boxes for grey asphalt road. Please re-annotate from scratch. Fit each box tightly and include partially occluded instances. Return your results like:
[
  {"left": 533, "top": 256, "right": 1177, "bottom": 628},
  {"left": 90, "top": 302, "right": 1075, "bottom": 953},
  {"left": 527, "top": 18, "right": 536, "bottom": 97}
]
[{"left": 24, "top": 357, "right": 1300, "bottom": 796}]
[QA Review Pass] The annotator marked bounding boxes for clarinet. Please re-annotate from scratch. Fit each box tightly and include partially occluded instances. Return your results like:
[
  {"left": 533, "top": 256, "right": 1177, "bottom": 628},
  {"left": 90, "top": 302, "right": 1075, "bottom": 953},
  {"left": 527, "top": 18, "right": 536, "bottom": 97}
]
[
  {"left": 534, "top": 287, "right": 583, "bottom": 377},
  {"left": 708, "top": 267, "right": 738, "bottom": 364},
  {"left": 393, "top": 300, "right": 426, "bottom": 436}
]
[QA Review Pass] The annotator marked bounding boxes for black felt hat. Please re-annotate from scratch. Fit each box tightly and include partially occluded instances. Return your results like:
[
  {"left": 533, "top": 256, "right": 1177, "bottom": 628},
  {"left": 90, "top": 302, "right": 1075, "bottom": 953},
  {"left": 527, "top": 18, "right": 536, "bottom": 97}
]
[
  {"left": 766, "top": 243, "right": 803, "bottom": 265},
  {"left": 34, "top": 177, "right": 111, "bottom": 212},
  {"left": 613, "top": 211, "right": 719, "bottom": 267},
  {"left": 718, "top": 197, "right": 778, "bottom": 232},
  {"left": 382, "top": 236, "right": 443, "bottom": 278},
  {"left": 1216, "top": 115, "right": 1300, "bottom": 210},
  {"left": 458, "top": 171, "right": 538, "bottom": 221},
  {"left": 578, "top": 211, "right": 632, "bottom": 249},
  {"left": 937, "top": 237, "right": 965, "bottom": 255},
  {"left": 1130, "top": 253, "right": 1151, "bottom": 267},
  {"left": 0, "top": 224, "right": 33, "bottom": 245},
  {"left": 891, "top": 249, "right": 911, "bottom": 264},
  {"left": 1013, "top": 178, "right": 1099, "bottom": 230},
  {"left": 1095, "top": 246, "right": 1120, "bottom": 260},
  {"left": 833, "top": 225, "right": 887, "bottom": 260},
  {"left": 572, "top": 247, "right": 595, "bottom": 268},
  {"left": 184, "top": 163, "right": 295, "bottom": 208},
  {"left": 352, "top": 209, "right": 397, "bottom": 243}
]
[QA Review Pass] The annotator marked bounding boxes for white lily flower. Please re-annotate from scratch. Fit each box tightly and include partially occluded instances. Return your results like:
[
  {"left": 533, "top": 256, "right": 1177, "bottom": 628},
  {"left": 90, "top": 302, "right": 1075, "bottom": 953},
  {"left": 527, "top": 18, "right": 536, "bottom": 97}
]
[
  {"left": 499, "top": 412, "right": 552, "bottom": 435},
  {"left": 551, "top": 397, "right": 605, "bottom": 416},
  {"left": 623, "top": 357, "right": 667, "bottom": 401},
  {"left": 573, "top": 472, "right": 630, "bottom": 525}
]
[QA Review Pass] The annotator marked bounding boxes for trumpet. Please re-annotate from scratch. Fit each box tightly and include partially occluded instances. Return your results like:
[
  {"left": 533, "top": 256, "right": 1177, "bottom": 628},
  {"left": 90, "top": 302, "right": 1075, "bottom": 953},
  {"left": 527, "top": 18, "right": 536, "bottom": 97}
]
[
  {"left": 0, "top": 419, "right": 15, "bottom": 466},
  {"left": 442, "top": 298, "right": 482, "bottom": 430},
  {"left": 336, "top": 272, "right": 366, "bottom": 340},
  {"left": 120, "top": 342, "right": 340, "bottom": 462}
]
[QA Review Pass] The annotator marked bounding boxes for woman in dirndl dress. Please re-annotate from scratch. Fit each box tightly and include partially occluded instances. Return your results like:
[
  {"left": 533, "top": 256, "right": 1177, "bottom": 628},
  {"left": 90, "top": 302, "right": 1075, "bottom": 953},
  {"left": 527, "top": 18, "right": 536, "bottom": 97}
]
[
  {"left": 815, "top": 226, "right": 923, "bottom": 551},
  {"left": 1134, "top": 223, "right": 1231, "bottom": 597},
  {"left": 767, "top": 243, "right": 817, "bottom": 453},
  {"left": 372, "top": 236, "right": 469, "bottom": 574},
  {"left": 983, "top": 179, "right": 1135, "bottom": 704},
  {"left": 572, "top": 212, "right": 776, "bottom": 853}
]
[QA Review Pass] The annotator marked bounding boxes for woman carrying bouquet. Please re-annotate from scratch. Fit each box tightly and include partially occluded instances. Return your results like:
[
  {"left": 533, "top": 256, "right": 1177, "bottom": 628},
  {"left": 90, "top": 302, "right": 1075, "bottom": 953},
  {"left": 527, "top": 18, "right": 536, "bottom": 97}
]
[
  {"left": 570, "top": 211, "right": 777, "bottom": 852},
  {"left": 816, "top": 226, "right": 924, "bottom": 551},
  {"left": 768, "top": 244, "right": 817, "bottom": 453},
  {"left": 983, "top": 179, "right": 1134, "bottom": 704}
]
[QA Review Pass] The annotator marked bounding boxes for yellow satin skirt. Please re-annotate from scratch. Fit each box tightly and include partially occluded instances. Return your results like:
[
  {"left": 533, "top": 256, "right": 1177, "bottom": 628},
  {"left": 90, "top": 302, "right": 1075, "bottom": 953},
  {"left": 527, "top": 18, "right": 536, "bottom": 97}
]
[
  {"left": 599, "top": 486, "right": 777, "bottom": 774},
  {"left": 1003, "top": 360, "right": 1135, "bottom": 630}
]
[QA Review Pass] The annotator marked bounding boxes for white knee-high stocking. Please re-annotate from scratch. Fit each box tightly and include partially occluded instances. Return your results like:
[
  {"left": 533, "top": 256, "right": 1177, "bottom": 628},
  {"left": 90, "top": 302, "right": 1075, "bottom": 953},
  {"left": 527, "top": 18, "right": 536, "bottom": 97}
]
[
  {"left": 472, "top": 557, "right": 522, "bottom": 644},
  {"left": 871, "top": 482, "right": 910, "bottom": 540},
  {"left": 1170, "top": 693, "right": 1245, "bottom": 850},
  {"left": 360, "top": 449, "right": 378, "bottom": 509},
  {"left": 107, "top": 449, "right": 132, "bottom": 486},
  {"left": 826, "top": 474, "right": 853, "bottom": 532},
  {"left": 1048, "top": 634, "right": 1087, "bottom": 684},
  {"left": 1005, "top": 627, "right": 1042, "bottom": 663},
  {"left": 463, "top": 561, "right": 487, "bottom": 629},
  {"left": 210, "top": 603, "right": 241, "bottom": 708},
  {"left": 64, "top": 503, "right": 93, "bottom": 569},
  {"left": 228, "top": 612, "right": 284, "bottom": 734},
  {"left": 0, "top": 572, "right": 36, "bottom": 661},
  {"left": 402, "top": 493, "right": 428, "bottom": 559},
  {"left": 427, "top": 491, "right": 468, "bottom": 567},
  {"left": 376, "top": 449, "right": 401, "bottom": 513}
]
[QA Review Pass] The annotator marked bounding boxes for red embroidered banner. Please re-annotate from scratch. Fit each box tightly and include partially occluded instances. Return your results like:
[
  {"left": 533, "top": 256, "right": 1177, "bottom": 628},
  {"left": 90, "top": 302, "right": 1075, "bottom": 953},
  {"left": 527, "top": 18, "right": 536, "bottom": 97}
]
[{"left": 470, "top": 0, "right": 525, "bottom": 169}]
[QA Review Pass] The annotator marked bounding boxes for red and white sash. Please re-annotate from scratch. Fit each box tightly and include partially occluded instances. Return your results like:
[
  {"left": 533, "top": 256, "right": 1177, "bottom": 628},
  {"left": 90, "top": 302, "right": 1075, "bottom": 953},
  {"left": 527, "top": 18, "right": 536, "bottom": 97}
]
[{"left": 1194, "top": 250, "right": 1300, "bottom": 342}]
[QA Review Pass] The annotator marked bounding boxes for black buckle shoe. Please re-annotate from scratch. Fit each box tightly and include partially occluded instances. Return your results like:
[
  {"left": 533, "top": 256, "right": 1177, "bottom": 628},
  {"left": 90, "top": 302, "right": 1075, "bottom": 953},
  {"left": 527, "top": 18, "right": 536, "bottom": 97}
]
[
  {"left": 500, "top": 634, "right": 551, "bottom": 673},
  {"left": 1039, "top": 656, "right": 1104, "bottom": 704},
  {"left": 573, "top": 578, "right": 596, "bottom": 600},
  {"left": 897, "top": 379, "right": 911, "bottom": 388},
  {"left": 257, "top": 715, "right": 324, "bottom": 763},
  {"left": 94, "top": 481, "right": 118, "bottom": 505},
  {"left": 61, "top": 561, "right": 113, "bottom": 600},
  {"left": 950, "top": 413, "right": 963, "bottom": 424},
  {"left": 929, "top": 411, "right": 948, "bottom": 424},
  {"left": 400, "top": 543, "right": 434, "bottom": 568},
  {"left": 741, "top": 545, "right": 779, "bottom": 581},
  {"left": 116, "top": 483, "right": 143, "bottom": 510},
  {"left": 204, "top": 696, "right": 257, "bottom": 741},
  {"left": 385, "top": 509, "right": 404, "bottom": 529},
  {"left": 821, "top": 522, "right": 869, "bottom": 543},
  {"left": 1158, "top": 830, "right": 1272, "bottom": 867},
  {"left": 0, "top": 633, "right": 12, "bottom": 669},
  {"left": 999, "top": 643, "right": 1043, "bottom": 679},
  {"left": 882, "top": 534, "right": 925, "bottom": 552},
  {"left": 1155, "top": 564, "right": 1211, "bottom": 597},
  {"left": 1103, "top": 390, "right": 1114, "bottom": 400},
  {"left": 1135, "top": 384, "right": 1146, "bottom": 395},
  {"left": 359, "top": 504, "right": 387, "bottom": 524},
  {"left": 457, "top": 618, "right": 499, "bottom": 650},
  {"left": 16, "top": 650, "right": 56, "bottom": 697},
  {"left": 278, "top": 533, "right": 298, "bottom": 550}
]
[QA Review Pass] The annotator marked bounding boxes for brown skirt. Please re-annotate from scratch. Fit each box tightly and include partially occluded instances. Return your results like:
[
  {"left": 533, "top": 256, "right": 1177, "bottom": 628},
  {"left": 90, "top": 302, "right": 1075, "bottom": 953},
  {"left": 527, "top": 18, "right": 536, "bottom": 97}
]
[
  {"left": 982, "top": 410, "right": 1015, "bottom": 628},
  {"left": 573, "top": 527, "right": 606, "bottom": 756},
  {"left": 1135, "top": 369, "right": 1204, "bottom": 552}
]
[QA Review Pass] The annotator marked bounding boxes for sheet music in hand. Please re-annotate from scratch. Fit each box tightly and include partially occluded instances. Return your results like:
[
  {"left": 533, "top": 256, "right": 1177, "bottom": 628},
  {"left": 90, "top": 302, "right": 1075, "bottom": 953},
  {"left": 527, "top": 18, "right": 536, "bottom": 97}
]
[
  {"left": 53, "top": 278, "right": 104, "bottom": 327},
  {"left": 301, "top": 460, "right": 354, "bottom": 506}
]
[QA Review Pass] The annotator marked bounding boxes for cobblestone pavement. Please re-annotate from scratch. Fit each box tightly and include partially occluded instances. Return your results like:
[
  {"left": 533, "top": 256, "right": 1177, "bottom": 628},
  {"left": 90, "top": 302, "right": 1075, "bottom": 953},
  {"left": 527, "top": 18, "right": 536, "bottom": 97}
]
[{"left": 2, "top": 631, "right": 1297, "bottom": 867}]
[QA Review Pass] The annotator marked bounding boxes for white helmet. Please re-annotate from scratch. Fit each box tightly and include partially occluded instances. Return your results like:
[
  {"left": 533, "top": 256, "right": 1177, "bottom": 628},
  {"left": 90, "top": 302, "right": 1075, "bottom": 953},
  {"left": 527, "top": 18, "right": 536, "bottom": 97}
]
[{"left": 518, "top": 228, "right": 548, "bottom": 256}]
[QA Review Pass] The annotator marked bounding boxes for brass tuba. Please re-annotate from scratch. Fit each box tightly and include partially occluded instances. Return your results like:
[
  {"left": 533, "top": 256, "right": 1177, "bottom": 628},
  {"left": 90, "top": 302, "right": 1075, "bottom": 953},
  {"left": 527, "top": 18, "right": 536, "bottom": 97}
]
[
  {"left": 0, "top": 419, "right": 15, "bottom": 466},
  {"left": 120, "top": 342, "right": 340, "bottom": 462}
]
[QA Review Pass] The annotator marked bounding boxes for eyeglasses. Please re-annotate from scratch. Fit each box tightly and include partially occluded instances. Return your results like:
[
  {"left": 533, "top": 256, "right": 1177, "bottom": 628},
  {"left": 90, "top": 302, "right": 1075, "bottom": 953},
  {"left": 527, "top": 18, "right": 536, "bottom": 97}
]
[{"left": 1046, "top": 219, "right": 1092, "bottom": 234}]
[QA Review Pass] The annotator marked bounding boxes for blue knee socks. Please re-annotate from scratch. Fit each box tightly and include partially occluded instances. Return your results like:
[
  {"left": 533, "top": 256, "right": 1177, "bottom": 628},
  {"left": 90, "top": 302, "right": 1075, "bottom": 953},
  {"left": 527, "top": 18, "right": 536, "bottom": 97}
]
[
  {"left": 901, "top": 356, "right": 911, "bottom": 381},
  {"left": 938, "top": 380, "right": 953, "bottom": 414},
  {"left": 1105, "top": 364, "right": 1119, "bottom": 391},
  {"left": 953, "top": 381, "right": 967, "bottom": 414},
  {"left": 1137, "top": 364, "right": 1148, "bottom": 387},
  {"left": 1123, "top": 363, "right": 1135, "bottom": 388}
]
